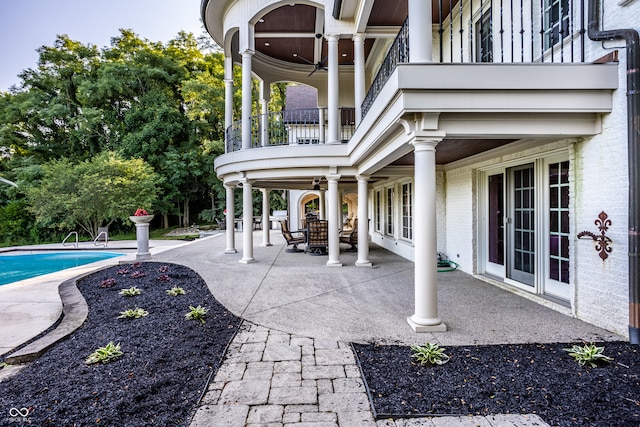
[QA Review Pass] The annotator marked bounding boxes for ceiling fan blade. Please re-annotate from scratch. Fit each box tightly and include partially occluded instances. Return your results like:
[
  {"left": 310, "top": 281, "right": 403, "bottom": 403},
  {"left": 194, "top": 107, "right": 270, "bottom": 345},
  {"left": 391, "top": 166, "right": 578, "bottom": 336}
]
[
  {"left": 294, "top": 54, "right": 315, "bottom": 65},
  {"left": 307, "top": 68, "right": 317, "bottom": 77}
]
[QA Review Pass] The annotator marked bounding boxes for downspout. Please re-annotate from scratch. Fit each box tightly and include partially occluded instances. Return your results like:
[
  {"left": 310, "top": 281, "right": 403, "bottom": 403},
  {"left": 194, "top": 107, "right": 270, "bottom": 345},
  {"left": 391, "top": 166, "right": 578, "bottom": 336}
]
[{"left": 587, "top": 0, "right": 640, "bottom": 343}]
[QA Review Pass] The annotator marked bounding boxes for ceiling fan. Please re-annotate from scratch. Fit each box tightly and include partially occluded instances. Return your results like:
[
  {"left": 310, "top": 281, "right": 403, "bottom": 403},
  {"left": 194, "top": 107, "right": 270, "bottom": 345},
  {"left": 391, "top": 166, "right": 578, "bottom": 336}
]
[{"left": 293, "top": 53, "right": 328, "bottom": 77}]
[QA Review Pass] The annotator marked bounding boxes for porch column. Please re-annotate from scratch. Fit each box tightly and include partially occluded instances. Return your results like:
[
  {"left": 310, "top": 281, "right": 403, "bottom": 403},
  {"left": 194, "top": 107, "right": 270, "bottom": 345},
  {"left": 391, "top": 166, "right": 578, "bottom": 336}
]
[
  {"left": 408, "top": 135, "right": 446, "bottom": 332},
  {"left": 319, "top": 108, "right": 326, "bottom": 144},
  {"left": 224, "top": 184, "right": 237, "bottom": 254},
  {"left": 326, "top": 174, "right": 342, "bottom": 267},
  {"left": 326, "top": 34, "right": 340, "bottom": 144},
  {"left": 261, "top": 188, "right": 272, "bottom": 246},
  {"left": 353, "top": 33, "right": 366, "bottom": 125},
  {"left": 356, "top": 175, "right": 372, "bottom": 267},
  {"left": 224, "top": 56, "right": 233, "bottom": 153},
  {"left": 408, "top": 0, "right": 432, "bottom": 63},
  {"left": 240, "top": 178, "right": 255, "bottom": 264},
  {"left": 260, "top": 80, "right": 269, "bottom": 147},
  {"left": 319, "top": 190, "right": 326, "bottom": 220},
  {"left": 241, "top": 50, "right": 254, "bottom": 150}
]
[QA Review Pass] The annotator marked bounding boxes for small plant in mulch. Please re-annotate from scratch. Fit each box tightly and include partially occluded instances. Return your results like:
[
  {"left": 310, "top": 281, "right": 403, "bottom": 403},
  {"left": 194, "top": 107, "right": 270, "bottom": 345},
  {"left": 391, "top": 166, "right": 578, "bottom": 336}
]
[
  {"left": 0, "top": 362, "right": 7, "bottom": 370},
  {"left": 410, "top": 342, "right": 451, "bottom": 366},
  {"left": 99, "top": 277, "right": 116, "bottom": 288},
  {"left": 166, "top": 286, "right": 186, "bottom": 296},
  {"left": 563, "top": 343, "right": 613, "bottom": 368},
  {"left": 116, "top": 267, "right": 130, "bottom": 275},
  {"left": 118, "top": 308, "right": 149, "bottom": 319},
  {"left": 158, "top": 265, "right": 170, "bottom": 273},
  {"left": 130, "top": 270, "right": 146, "bottom": 279},
  {"left": 157, "top": 274, "right": 171, "bottom": 282},
  {"left": 185, "top": 305, "right": 208, "bottom": 324},
  {"left": 85, "top": 342, "right": 123, "bottom": 365},
  {"left": 118, "top": 287, "right": 141, "bottom": 297}
]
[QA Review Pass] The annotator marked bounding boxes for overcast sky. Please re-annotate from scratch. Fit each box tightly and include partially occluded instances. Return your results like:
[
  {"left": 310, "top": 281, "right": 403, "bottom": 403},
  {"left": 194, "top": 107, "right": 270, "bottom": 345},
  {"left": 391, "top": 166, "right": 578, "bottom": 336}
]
[{"left": 0, "top": 0, "right": 206, "bottom": 92}]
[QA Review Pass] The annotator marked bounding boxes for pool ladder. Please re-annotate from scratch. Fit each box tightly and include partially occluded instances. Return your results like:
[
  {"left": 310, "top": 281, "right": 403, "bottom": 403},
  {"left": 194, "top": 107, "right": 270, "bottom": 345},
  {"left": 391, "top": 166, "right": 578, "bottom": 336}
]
[
  {"left": 62, "top": 231, "right": 78, "bottom": 248},
  {"left": 94, "top": 231, "right": 108, "bottom": 247}
]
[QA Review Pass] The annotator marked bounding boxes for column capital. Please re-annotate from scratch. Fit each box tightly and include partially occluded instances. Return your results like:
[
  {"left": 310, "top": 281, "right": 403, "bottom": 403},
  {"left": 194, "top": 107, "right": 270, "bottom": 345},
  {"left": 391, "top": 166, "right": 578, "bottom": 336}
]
[
  {"left": 356, "top": 174, "right": 370, "bottom": 182},
  {"left": 409, "top": 131, "right": 446, "bottom": 150},
  {"left": 352, "top": 33, "right": 365, "bottom": 43},
  {"left": 326, "top": 173, "right": 342, "bottom": 182},
  {"left": 239, "top": 178, "right": 254, "bottom": 186},
  {"left": 240, "top": 49, "right": 255, "bottom": 57},
  {"left": 223, "top": 183, "right": 236, "bottom": 190},
  {"left": 224, "top": 78, "right": 234, "bottom": 84},
  {"left": 325, "top": 33, "right": 340, "bottom": 42}
]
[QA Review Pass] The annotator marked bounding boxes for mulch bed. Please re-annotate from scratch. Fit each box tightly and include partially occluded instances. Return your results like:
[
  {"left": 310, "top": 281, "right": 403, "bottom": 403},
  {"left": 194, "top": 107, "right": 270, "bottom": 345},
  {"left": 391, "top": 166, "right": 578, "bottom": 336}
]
[
  {"left": 354, "top": 342, "right": 640, "bottom": 426},
  {"left": 0, "top": 262, "right": 240, "bottom": 426}
]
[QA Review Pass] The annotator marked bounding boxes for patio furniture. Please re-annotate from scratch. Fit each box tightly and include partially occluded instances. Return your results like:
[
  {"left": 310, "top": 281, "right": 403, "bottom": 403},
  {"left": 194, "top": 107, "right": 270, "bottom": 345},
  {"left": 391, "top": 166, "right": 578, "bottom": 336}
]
[
  {"left": 339, "top": 218, "right": 358, "bottom": 252},
  {"left": 215, "top": 217, "right": 226, "bottom": 230},
  {"left": 279, "top": 220, "right": 306, "bottom": 252},
  {"left": 306, "top": 220, "right": 328, "bottom": 255}
]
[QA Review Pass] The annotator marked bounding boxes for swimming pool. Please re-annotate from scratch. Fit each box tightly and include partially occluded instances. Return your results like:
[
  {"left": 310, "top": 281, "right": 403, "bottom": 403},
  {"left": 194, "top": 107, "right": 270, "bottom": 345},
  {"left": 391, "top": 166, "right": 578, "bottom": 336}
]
[{"left": 0, "top": 252, "right": 125, "bottom": 286}]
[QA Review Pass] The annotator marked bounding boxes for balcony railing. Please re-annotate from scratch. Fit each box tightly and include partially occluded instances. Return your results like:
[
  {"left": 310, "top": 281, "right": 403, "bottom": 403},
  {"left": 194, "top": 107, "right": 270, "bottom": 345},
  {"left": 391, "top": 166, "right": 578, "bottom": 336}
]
[
  {"left": 225, "top": 108, "right": 355, "bottom": 153},
  {"left": 362, "top": 0, "right": 588, "bottom": 118}
]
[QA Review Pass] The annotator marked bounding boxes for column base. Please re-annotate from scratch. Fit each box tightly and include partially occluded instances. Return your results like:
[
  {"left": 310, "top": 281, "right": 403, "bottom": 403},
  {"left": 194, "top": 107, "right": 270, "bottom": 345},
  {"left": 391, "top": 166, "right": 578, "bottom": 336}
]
[
  {"left": 135, "top": 253, "right": 151, "bottom": 260},
  {"left": 225, "top": 249, "right": 237, "bottom": 254},
  {"left": 355, "top": 260, "right": 372, "bottom": 267},
  {"left": 261, "top": 243, "right": 273, "bottom": 247},
  {"left": 407, "top": 317, "right": 447, "bottom": 332},
  {"left": 326, "top": 260, "right": 343, "bottom": 267},
  {"left": 239, "top": 258, "right": 255, "bottom": 264}
]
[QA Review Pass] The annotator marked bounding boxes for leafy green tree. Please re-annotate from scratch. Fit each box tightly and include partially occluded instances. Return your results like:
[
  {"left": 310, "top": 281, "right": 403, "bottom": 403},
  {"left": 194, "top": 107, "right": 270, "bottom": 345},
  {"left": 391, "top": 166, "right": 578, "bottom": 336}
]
[{"left": 26, "top": 151, "right": 160, "bottom": 239}]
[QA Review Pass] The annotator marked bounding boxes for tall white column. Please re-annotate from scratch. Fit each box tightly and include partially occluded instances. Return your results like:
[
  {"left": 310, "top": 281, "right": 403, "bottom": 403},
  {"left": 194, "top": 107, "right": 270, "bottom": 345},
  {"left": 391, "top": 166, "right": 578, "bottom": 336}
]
[
  {"left": 224, "top": 78, "right": 234, "bottom": 151},
  {"left": 224, "top": 184, "right": 237, "bottom": 254},
  {"left": 356, "top": 175, "right": 372, "bottom": 267},
  {"left": 326, "top": 174, "right": 342, "bottom": 267},
  {"left": 408, "top": 0, "right": 433, "bottom": 63},
  {"left": 241, "top": 50, "right": 254, "bottom": 150},
  {"left": 326, "top": 34, "right": 340, "bottom": 144},
  {"left": 319, "top": 190, "right": 326, "bottom": 220},
  {"left": 260, "top": 97, "right": 268, "bottom": 147},
  {"left": 261, "top": 188, "right": 272, "bottom": 246},
  {"left": 240, "top": 179, "right": 255, "bottom": 263},
  {"left": 353, "top": 33, "right": 366, "bottom": 125},
  {"left": 407, "top": 137, "right": 446, "bottom": 332}
]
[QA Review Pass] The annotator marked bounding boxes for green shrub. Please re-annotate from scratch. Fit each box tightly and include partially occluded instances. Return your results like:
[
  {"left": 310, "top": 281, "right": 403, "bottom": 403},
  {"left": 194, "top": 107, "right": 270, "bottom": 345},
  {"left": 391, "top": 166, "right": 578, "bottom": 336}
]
[
  {"left": 563, "top": 343, "right": 612, "bottom": 367},
  {"left": 410, "top": 342, "right": 450, "bottom": 366},
  {"left": 85, "top": 342, "right": 123, "bottom": 365},
  {"left": 185, "top": 305, "right": 208, "bottom": 324},
  {"left": 166, "top": 286, "right": 186, "bottom": 296},
  {"left": 119, "top": 287, "right": 141, "bottom": 297},
  {"left": 118, "top": 308, "right": 149, "bottom": 319}
]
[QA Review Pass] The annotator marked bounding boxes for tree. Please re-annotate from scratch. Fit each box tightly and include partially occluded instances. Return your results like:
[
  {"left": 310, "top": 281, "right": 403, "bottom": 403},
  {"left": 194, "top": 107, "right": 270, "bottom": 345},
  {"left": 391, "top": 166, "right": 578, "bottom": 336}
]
[{"left": 26, "top": 151, "right": 160, "bottom": 239}]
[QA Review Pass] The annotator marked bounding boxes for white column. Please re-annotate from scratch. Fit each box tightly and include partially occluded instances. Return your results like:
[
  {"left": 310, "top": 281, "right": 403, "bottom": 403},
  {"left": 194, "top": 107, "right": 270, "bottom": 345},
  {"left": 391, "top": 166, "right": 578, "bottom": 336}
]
[
  {"left": 353, "top": 33, "right": 366, "bottom": 125},
  {"left": 260, "top": 97, "right": 268, "bottom": 147},
  {"left": 224, "top": 79, "right": 234, "bottom": 151},
  {"left": 407, "top": 137, "right": 446, "bottom": 332},
  {"left": 241, "top": 50, "right": 254, "bottom": 150},
  {"left": 319, "top": 190, "right": 326, "bottom": 220},
  {"left": 356, "top": 175, "right": 372, "bottom": 267},
  {"left": 326, "top": 34, "right": 340, "bottom": 144},
  {"left": 224, "top": 184, "right": 236, "bottom": 254},
  {"left": 408, "top": 0, "right": 433, "bottom": 63},
  {"left": 261, "top": 188, "right": 272, "bottom": 246},
  {"left": 326, "top": 174, "right": 342, "bottom": 266},
  {"left": 240, "top": 179, "right": 255, "bottom": 263},
  {"left": 319, "top": 108, "right": 326, "bottom": 144}
]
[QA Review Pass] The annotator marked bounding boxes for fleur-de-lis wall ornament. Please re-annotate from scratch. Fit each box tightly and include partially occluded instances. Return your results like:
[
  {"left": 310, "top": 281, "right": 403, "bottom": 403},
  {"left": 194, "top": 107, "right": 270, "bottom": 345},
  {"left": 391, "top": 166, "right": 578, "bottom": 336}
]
[{"left": 577, "top": 211, "right": 613, "bottom": 261}]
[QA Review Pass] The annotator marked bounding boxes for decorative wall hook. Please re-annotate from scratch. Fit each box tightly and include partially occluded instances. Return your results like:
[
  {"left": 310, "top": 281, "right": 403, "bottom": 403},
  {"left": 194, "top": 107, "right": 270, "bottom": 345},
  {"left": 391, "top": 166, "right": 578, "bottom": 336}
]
[{"left": 577, "top": 211, "right": 613, "bottom": 261}]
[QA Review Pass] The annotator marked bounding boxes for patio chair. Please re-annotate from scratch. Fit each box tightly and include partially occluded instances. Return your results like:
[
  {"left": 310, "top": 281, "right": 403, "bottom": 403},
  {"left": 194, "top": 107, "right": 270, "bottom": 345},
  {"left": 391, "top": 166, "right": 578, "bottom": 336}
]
[
  {"left": 214, "top": 217, "right": 226, "bottom": 230},
  {"left": 339, "top": 218, "right": 358, "bottom": 252},
  {"left": 279, "top": 220, "right": 306, "bottom": 252},
  {"left": 306, "top": 220, "right": 328, "bottom": 255}
]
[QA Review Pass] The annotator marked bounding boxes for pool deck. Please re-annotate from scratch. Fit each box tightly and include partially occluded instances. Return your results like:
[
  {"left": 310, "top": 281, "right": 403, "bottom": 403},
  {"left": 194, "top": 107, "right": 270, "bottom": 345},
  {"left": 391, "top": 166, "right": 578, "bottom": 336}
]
[{"left": 0, "top": 240, "right": 189, "bottom": 356}]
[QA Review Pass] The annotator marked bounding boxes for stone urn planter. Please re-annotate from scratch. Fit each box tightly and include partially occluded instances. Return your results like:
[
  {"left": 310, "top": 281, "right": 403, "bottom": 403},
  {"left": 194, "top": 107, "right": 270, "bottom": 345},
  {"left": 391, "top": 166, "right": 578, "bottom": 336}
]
[{"left": 129, "top": 214, "right": 154, "bottom": 259}]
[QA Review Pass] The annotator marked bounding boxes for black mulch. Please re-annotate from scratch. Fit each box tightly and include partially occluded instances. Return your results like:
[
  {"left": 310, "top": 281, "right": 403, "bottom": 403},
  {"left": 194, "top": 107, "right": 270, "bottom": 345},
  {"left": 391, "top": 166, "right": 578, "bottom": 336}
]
[
  {"left": 354, "top": 342, "right": 640, "bottom": 426},
  {"left": 0, "top": 262, "right": 241, "bottom": 426}
]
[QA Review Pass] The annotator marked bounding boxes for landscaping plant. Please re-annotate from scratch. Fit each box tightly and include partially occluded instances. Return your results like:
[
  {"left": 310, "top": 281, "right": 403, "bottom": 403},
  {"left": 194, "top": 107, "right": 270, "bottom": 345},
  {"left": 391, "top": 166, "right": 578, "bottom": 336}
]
[
  {"left": 85, "top": 342, "right": 123, "bottom": 365},
  {"left": 185, "top": 305, "right": 209, "bottom": 324},
  {"left": 410, "top": 342, "right": 451, "bottom": 366},
  {"left": 118, "top": 308, "right": 149, "bottom": 319},
  {"left": 563, "top": 343, "right": 613, "bottom": 367},
  {"left": 166, "top": 286, "right": 186, "bottom": 296},
  {"left": 118, "top": 287, "right": 141, "bottom": 297}
]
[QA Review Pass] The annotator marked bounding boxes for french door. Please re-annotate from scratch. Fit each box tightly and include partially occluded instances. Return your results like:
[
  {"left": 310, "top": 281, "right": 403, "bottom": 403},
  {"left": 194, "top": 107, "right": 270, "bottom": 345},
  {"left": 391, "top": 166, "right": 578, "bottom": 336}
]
[{"left": 483, "top": 159, "right": 571, "bottom": 300}]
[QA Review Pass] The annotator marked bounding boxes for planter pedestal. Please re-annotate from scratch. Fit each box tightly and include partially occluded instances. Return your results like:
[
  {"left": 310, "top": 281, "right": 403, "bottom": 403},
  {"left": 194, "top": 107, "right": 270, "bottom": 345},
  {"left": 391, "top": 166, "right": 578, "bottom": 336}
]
[{"left": 129, "top": 215, "right": 154, "bottom": 260}]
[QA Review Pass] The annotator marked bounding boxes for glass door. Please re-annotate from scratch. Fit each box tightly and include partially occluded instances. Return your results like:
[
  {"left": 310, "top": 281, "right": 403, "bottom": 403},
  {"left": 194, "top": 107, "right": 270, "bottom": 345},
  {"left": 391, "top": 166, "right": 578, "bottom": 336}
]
[
  {"left": 486, "top": 173, "right": 505, "bottom": 276},
  {"left": 508, "top": 164, "right": 535, "bottom": 287}
]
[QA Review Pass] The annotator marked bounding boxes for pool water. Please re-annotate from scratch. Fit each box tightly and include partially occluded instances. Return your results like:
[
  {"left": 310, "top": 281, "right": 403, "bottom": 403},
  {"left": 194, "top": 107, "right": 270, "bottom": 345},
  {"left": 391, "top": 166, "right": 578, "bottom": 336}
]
[{"left": 0, "top": 252, "right": 124, "bottom": 286}]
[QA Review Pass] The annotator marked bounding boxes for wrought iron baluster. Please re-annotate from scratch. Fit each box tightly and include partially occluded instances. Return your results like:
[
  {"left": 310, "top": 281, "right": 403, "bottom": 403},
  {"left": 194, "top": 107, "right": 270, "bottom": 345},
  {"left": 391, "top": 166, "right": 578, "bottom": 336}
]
[
  {"left": 450, "top": 0, "right": 454, "bottom": 62},
  {"left": 540, "top": 0, "right": 545, "bottom": 62},
  {"left": 459, "top": 0, "right": 464, "bottom": 62},
  {"left": 510, "top": 0, "right": 514, "bottom": 61},
  {"left": 500, "top": 0, "right": 505, "bottom": 62},
  {"left": 439, "top": 0, "right": 444, "bottom": 62},
  {"left": 520, "top": 0, "right": 525, "bottom": 61}
]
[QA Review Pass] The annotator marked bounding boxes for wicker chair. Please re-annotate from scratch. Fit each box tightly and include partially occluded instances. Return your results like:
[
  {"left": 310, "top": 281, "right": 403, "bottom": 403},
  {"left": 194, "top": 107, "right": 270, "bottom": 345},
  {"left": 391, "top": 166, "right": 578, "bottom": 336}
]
[
  {"left": 339, "top": 218, "right": 358, "bottom": 252},
  {"left": 279, "top": 220, "right": 306, "bottom": 252},
  {"left": 306, "top": 220, "right": 328, "bottom": 255}
]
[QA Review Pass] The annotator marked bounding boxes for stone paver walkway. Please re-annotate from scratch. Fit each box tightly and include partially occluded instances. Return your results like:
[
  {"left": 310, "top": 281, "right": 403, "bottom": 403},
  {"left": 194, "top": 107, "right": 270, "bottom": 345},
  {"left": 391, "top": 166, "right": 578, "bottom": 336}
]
[{"left": 190, "top": 322, "right": 550, "bottom": 427}]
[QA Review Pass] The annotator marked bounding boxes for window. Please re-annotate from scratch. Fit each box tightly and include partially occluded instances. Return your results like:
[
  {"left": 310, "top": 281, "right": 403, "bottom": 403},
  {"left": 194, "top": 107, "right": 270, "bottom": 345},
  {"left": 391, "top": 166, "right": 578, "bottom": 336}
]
[
  {"left": 543, "top": 0, "right": 570, "bottom": 50},
  {"left": 386, "top": 187, "right": 394, "bottom": 236},
  {"left": 549, "top": 161, "right": 570, "bottom": 283},
  {"left": 401, "top": 182, "right": 413, "bottom": 239},
  {"left": 475, "top": 9, "right": 493, "bottom": 62}
]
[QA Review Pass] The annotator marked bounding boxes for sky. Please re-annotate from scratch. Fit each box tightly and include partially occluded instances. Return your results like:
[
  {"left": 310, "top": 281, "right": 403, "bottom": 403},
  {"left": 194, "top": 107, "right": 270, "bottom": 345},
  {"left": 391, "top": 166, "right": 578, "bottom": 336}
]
[{"left": 0, "top": 0, "right": 206, "bottom": 92}]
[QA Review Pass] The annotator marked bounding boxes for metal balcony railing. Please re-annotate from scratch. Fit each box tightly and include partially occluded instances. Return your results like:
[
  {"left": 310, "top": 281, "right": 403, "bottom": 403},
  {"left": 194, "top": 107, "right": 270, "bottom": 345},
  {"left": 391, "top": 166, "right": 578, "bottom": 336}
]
[{"left": 225, "top": 108, "right": 355, "bottom": 153}]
